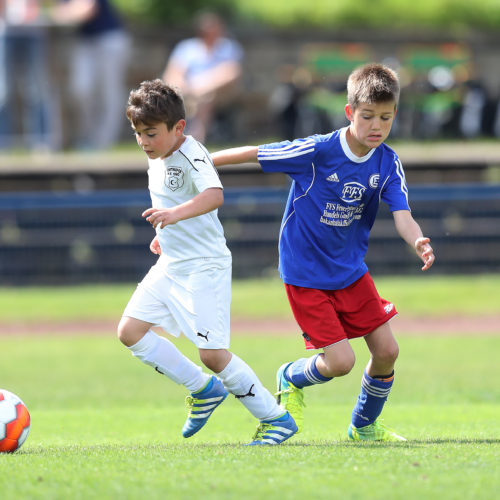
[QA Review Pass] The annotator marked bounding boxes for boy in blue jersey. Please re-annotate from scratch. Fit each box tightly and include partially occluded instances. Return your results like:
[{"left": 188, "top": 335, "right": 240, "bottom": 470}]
[{"left": 211, "top": 63, "right": 435, "bottom": 441}]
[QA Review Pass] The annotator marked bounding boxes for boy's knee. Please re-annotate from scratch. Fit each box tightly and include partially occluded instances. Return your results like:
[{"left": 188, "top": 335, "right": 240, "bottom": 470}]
[
  {"left": 199, "top": 349, "right": 213, "bottom": 366},
  {"left": 199, "top": 349, "right": 231, "bottom": 373},
  {"left": 116, "top": 319, "right": 128, "bottom": 344},
  {"left": 331, "top": 358, "right": 355, "bottom": 377},
  {"left": 117, "top": 317, "right": 145, "bottom": 347},
  {"left": 374, "top": 343, "right": 399, "bottom": 366},
  {"left": 322, "top": 351, "right": 356, "bottom": 378}
]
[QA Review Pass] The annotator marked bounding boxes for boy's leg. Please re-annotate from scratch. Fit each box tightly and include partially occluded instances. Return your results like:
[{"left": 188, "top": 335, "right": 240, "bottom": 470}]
[
  {"left": 277, "top": 341, "right": 354, "bottom": 432},
  {"left": 119, "top": 317, "right": 227, "bottom": 438},
  {"left": 348, "top": 322, "right": 406, "bottom": 441},
  {"left": 178, "top": 264, "right": 296, "bottom": 444},
  {"left": 120, "top": 266, "right": 234, "bottom": 438},
  {"left": 212, "top": 351, "right": 283, "bottom": 421},
  {"left": 278, "top": 284, "right": 357, "bottom": 432},
  {"left": 207, "top": 351, "right": 297, "bottom": 445},
  {"left": 119, "top": 319, "right": 210, "bottom": 392}
]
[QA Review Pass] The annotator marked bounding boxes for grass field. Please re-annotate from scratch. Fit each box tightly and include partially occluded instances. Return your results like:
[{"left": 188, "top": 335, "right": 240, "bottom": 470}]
[
  {"left": 0, "top": 275, "right": 499, "bottom": 499},
  {"left": 0, "top": 274, "right": 499, "bottom": 323}
]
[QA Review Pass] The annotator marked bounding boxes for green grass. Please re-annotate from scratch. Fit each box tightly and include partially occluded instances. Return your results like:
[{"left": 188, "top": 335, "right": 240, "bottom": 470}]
[
  {"left": 0, "top": 274, "right": 499, "bottom": 323},
  {"left": 0, "top": 276, "right": 499, "bottom": 499},
  {"left": 0, "top": 334, "right": 499, "bottom": 500}
]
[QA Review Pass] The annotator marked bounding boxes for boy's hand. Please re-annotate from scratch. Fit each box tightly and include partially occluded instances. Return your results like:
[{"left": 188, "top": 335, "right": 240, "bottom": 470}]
[
  {"left": 150, "top": 236, "right": 161, "bottom": 255},
  {"left": 415, "top": 237, "right": 435, "bottom": 271},
  {"left": 142, "top": 207, "right": 180, "bottom": 229}
]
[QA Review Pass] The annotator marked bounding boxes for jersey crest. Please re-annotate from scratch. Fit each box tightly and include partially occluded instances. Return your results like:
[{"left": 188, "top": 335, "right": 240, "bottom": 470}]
[
  {"left": 340, "top": 182, "right": 367, "bottom": 203},
  {"left": 165, "top": 166, "right": 184, "bottom": 191},
  {"left": 369, "top": 174, "right": 380, "bottom": 189}
]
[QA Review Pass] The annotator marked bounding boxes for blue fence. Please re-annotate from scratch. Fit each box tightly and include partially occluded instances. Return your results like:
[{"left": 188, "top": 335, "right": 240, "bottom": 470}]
[{"left": 0, "top": 184, "right": 499, "bottom": 284}]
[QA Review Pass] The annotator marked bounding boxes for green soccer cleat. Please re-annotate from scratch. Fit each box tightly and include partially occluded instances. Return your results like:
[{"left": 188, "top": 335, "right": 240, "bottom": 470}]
[
  {"left": 275, "top": 363, "right": 305, "bottom": 433},
  {"left": 348, "top": 419, "right": 407, "bottom": 442}
]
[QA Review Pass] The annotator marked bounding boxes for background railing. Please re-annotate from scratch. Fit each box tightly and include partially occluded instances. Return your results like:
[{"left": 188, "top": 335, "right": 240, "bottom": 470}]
[{"left": 1, "top": 181, "right": 499, "bottom": 285}]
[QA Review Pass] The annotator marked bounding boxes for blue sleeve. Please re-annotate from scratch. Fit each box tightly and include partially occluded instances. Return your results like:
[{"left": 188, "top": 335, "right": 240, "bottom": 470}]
[
  {"left": 257, "top": 137, "right": 317, "bottom": 176},
  {"left": 380, "top": 157, "right": 411, "bottom": 211}
]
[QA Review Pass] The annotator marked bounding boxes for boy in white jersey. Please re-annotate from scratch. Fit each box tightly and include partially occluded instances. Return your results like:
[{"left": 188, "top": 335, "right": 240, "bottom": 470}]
[
  {"left": 118, "top": 79, "right": 297, "bottom": 445},
  {"left": 211, "top": 64, "right": 435, "bottom": 441}
]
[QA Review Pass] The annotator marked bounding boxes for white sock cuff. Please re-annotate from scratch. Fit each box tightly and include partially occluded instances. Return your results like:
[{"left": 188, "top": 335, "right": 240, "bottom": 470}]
[
  {"left": 217, "top": 353, "right": 244, "bottom": 380},
  {"left": 128, "top": 329, "right": 159, "bottom": 356}
]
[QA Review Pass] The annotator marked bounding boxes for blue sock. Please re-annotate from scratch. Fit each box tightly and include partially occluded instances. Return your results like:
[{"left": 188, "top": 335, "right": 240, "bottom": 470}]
[
  {"left": 351, "top": 371, "right": 394, "bottom": 428},
  {"left": 284, "top": 354, "right": 333, "bottom": 388}
]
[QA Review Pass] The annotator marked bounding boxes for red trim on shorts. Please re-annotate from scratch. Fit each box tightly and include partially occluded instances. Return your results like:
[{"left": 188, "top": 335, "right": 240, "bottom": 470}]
[{"left": 284, "top": 272, "right": 398, "bottom": 349}]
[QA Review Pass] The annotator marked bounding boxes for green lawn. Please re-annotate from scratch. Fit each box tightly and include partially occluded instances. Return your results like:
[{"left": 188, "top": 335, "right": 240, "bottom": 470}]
[
  {"left": 0, "top": 274, "right": 498, "bottom": 323},
  {"left": 0, "top": 276, "right": 498, "bottom": 499},
  {"left": 1, "top": 333, "right": 499, "bottom": 500}
]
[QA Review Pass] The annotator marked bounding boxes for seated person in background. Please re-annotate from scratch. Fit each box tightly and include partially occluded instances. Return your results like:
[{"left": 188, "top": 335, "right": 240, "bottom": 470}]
[{"left": 162, "top": 11, "right": 243, "bottom": 142}]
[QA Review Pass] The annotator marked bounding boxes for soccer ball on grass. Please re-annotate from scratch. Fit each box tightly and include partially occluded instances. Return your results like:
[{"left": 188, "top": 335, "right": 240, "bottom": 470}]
[{"left": 0, "top": 389, "right": 30, "bottom": 452}]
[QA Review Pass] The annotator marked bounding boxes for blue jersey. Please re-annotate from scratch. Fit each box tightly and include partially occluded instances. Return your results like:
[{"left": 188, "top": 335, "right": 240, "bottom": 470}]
[{"left": 257, "top": 127, "right": 410, "bottom": 290}]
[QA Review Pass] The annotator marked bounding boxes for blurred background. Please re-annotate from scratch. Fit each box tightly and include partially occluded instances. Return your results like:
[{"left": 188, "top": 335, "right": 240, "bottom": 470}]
[{"left": 1, "top": 0, "right": 500, "bottom": 284}]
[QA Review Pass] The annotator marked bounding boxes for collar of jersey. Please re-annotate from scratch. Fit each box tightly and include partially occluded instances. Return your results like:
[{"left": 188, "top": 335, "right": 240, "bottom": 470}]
[{"left": 340, "top": 127, "right": 376, "bottom": 163}]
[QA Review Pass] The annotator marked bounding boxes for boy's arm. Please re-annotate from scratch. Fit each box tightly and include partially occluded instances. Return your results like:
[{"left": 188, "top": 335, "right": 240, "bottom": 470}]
[
  {"left": 50, "top": 0, "right": 97, "bottom": 25},
  {"left": 142, "top": 187, "right": 223, "bottom": 230},
  {"left": 211, "top": 146, "right": 259, "bottom": 167},
  {"left": 393, "top": 210, "right": 435, "bottom": 271}
]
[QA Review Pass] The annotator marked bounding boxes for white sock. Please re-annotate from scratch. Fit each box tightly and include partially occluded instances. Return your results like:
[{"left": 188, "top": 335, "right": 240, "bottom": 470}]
[
  {"left": 217, "top": 354, "right": 283, "bottom": 421},
  {"left": 128, "top": 330, "right": 209, "bottom": 392}
]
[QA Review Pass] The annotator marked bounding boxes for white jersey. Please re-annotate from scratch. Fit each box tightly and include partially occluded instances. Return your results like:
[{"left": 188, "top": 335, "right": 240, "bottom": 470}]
[{"left": 147, "top": 135, "right": 231, "bottom": 274}]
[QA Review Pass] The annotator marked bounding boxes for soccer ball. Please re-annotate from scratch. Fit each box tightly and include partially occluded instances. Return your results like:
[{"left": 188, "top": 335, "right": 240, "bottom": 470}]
[{"left": 0, "top": 389, "right": 30, "bottom": 453}]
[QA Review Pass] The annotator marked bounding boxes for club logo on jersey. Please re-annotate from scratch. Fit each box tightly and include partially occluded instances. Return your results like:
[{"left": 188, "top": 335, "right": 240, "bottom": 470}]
[
  {"left": 384, "top": 303, "right": 394, "bottom": 314},
  {"left": 326, "top": 172, "right": 340, "bottom": 182},
  {"left": 165, "top": 166, "right": 184, "bottom": 191},
  {"left": 369, "top": 174, "right": 380, "bottom": 189},
  {"left": 341, "top": 182, "right": 366, "bottom": 203}
]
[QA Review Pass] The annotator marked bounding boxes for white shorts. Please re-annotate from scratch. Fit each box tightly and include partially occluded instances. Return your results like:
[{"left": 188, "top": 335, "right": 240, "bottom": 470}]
[{"left": 123, "top": 261, "right": 231, "bottom": 349}]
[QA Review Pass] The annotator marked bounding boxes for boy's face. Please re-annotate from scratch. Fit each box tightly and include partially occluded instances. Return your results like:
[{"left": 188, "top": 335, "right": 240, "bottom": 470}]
[
  {"left": 133, "top": 120, "right": 186, "bottom": 159},
  {"left": 344, "top": 101, "right": 396, "bottom": 156}
]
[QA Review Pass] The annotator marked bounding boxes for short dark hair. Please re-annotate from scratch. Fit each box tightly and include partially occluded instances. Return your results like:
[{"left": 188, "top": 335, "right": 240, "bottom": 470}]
[
  {"left": 347, "top": 63, "right": 400, "bottom": 109},
  {"left": 126, "top": 79, "right": 185, "bottom": 130}
]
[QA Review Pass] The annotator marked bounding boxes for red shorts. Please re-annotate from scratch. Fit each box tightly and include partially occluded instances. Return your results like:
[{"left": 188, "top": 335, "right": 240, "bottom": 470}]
[{"left": 284, "top": 272, "right": 397, "bottom": 350}]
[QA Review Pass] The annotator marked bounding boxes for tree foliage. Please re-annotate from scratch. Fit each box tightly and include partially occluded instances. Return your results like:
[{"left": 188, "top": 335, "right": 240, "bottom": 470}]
[
  {"left": 113, "top": 0, "right": 500, "bottom": 30},
  {"left": 112, "top": 0, "right": 235, "bottom": 26}
]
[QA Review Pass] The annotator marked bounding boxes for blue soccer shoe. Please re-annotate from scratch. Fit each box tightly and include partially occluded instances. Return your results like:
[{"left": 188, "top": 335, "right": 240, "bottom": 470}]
[
  {"left": 182, "top": 376, "right": 228, "bottom": 438},
  {"left": 247, "top": 411, "right": 298, "bottom": 445}
]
